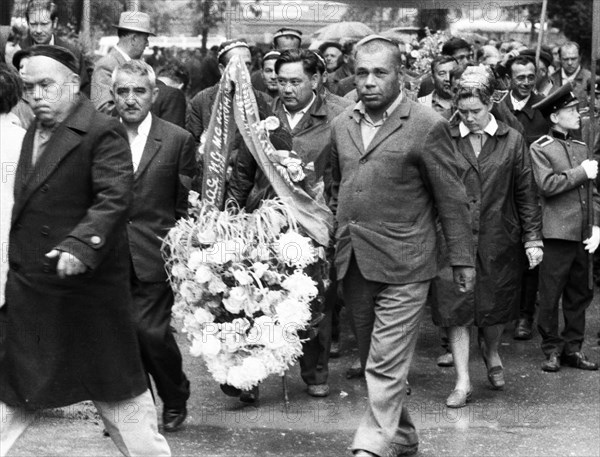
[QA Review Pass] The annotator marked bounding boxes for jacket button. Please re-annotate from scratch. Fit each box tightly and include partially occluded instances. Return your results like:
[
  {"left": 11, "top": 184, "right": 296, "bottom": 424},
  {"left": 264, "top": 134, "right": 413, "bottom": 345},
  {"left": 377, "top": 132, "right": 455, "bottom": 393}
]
[
  {"left": 359, "top": 158, "right": 367, "bottom": 164},
  {"left": 41, "top": 225, "right": 50, "bottom": 236},
  {"left": 90, "top": 236, "right": 102, "bottom": 245},
  {"left": 42, "top": 264, "right": 51, "bottom": 273},
  {"left": 41, "top": 184, "right": 49, "bottom": 193}
]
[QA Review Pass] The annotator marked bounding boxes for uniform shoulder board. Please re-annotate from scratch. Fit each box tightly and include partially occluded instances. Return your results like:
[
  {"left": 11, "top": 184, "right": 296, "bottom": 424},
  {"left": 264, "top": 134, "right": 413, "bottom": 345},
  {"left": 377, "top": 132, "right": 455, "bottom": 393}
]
[
  {"left": 573, "top": 139, "right": 587, "bottom": 146},
  {"left": 533, "top": 135, "right": 553, "bottom": 147}
]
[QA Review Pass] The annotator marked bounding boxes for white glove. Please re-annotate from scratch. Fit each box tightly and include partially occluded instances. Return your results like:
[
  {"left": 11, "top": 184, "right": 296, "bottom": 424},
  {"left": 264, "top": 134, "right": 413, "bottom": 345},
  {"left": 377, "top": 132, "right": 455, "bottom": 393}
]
[
  {"left": 525, "top": 247, "right": 543, "bottom": 269},
  {"left": 583, "top": 226, "right": 600, "bottom": 253},
  {"left": 581, "top": 159, "right": 598, "bottom": 180}
]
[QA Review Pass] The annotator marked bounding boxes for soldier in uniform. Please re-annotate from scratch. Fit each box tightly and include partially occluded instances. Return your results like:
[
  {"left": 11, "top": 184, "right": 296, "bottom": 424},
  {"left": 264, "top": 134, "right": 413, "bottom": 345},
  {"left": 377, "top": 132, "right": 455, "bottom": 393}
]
[{"left": 529, "top": 83, "right": 600, "bottom": 372}]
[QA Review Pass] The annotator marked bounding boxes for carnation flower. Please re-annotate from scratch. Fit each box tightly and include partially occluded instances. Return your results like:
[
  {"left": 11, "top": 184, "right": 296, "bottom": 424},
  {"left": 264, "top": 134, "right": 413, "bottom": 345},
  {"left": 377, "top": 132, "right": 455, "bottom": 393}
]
[
  {"left": 194, "top": 264, "right": 214, "bottom": 284},
  {"left": 190, "top": 334, "right": 221, "bottom": 358},
  {"left": 194, "top": 307, "right": 214, "bottom": 325},
  {"left": 232, "top": 268, "right": 253, "bottom": 286},
  {"left": 261, "top": 116, "right": 281, "bottom": 132},
  {"left": 223, "top": 286, "right": 247, "bottom": 314},
  {"left": 187, "top": 250, "right": 205, "bottom": 271},
  {"left": 241, "top": 357, "right": 267, "bottom": 381},
  {"left": 262, "top": 270, "right": 280, "bottom": 286},
  {"left": 171, "top": 263, "right": 188, "bottom": 280},
  {"left": 226, "top": 365, "right": 247, "bottom": 389},
  {"left": 179, "top": 280, "right": 199, "bottom": 304},
  {"left": 275, "top": 298, "right": 311, "bottom": 327},
  {"left": 251, "top": 262, "right": 269, "bottom": 278},
  {"left": 208, "top": 276, "right": 227, "bottom": 294},
  {"left": 282, "top": 271, "right": 318, "bottom": 301},
  {"left": 277, "top": 231, "right": 317, "bottom": 269}
]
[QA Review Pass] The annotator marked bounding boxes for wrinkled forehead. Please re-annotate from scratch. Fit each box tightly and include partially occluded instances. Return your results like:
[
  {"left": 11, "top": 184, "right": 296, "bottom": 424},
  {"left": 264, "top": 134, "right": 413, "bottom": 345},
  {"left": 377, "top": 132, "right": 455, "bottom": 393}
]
[
  {"left": 21, "top": 55, "right": 69, "bottom": 81},
  {"left": 355, "top": 46, "right": 398, "bottom": 70},
  {"left": 114, "top": 71, "right": 153, "bottom": 89}
]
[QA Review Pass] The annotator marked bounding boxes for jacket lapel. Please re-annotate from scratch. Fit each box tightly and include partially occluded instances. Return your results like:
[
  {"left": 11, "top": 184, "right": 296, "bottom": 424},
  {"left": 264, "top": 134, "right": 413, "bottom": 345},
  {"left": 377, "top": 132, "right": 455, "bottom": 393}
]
[
  {"left": 135, "top": 117, "right": 162, "bottom": 180},
  {"left": 346, "top": 114, "right": 365, "bottom": 156},
  {"left": 13, "top": 99, "right": 91, "bottom": 219},
  {"left": 450, "top": 125, "right": 479, "bottom": 172},
  {"left": 363, "top": 97, "right": 410, "bottom": 156}
]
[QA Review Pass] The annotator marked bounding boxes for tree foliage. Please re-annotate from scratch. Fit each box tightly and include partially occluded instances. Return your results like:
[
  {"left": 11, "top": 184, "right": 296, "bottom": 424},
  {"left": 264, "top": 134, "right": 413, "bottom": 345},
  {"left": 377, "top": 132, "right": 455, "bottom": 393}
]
[{"left": 528, "top": 0, "right": 593, "bottom": 62}]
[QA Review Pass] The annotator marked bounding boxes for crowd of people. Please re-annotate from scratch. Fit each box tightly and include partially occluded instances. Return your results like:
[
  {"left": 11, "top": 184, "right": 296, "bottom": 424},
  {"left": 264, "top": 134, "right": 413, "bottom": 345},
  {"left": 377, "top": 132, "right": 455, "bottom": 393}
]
[{"left": 1, "top": 1, "right": 600, "bottom": 457}]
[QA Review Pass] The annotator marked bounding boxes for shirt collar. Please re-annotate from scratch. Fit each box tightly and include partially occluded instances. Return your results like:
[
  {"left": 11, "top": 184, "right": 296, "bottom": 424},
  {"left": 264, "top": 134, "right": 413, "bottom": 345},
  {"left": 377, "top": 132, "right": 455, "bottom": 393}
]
[
  {"left": 551, "top": 129, "right": 570, "bottom": 141},
  {"left": 114, "top": 44, "right": 132, "bottom": 62},
  {"left": 510, "top": 91, "right": 531, "bottom": 111},
  {"left": 561, "top": 66, "right": 581, "bottom": 82},
  {"left": 283, "top": 92, "right": 316, "bottom": 118},
  {"left": 121, "top": 112, "right": 152, "bottom": 135},
  {"left": 353, "top": 92, "right": 404, "bottom": 124},
  {"left": 459, "top": 113, "right": 498, "bottom": 138},
  {"left": 432, "top": 92, "right": 453, "bottom": 110}
]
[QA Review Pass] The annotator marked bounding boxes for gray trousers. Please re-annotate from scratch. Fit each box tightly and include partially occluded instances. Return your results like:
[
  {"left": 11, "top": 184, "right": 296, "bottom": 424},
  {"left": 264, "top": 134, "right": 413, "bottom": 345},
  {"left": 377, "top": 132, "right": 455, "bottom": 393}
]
[
  {"left": 0, "top": 389, "right": 170, "bottom": 457},
  {"left": 343, "top": 255, "right": 427, "bottom": 456}
]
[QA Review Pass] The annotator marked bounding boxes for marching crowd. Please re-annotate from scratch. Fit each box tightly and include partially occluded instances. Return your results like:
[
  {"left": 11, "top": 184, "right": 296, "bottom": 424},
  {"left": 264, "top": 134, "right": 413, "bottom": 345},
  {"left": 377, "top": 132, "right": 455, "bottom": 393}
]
[{"left": 1, "top": 1, "right": 600, "bottom": 457}]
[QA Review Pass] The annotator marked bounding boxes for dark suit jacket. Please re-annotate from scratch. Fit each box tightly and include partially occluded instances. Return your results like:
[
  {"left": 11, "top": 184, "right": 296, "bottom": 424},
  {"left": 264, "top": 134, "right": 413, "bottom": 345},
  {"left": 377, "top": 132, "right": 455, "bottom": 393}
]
[
  {"left": 502, "top": 92, "right": 550, "bottom": 146},
  {"left": 330, "top": 96, "right": 474, "bottom": 284},
  {"left": 550, "top": 68, "right": 593, "bottom": 109},
  {"left": 20, "top": 35, "right": 91, "bottom": 97},
  {"left": 126, "top": 115, "right": 196, "bottom": 283},
  {"left": 152, "top": 80, "right": 187, "bottom": 128},
  {"left": 2, "top": 97, "right": 147, "bottom": 408}
]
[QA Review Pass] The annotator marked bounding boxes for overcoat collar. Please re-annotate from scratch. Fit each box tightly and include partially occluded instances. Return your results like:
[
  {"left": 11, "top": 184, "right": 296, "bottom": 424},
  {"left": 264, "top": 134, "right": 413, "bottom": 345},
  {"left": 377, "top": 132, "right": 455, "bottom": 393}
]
[
  {"left": 13, "top": 97, "right": 92, "bottom": 222},
  {"left": 450, "top": 119, "right": 510, "bottom": 172}
]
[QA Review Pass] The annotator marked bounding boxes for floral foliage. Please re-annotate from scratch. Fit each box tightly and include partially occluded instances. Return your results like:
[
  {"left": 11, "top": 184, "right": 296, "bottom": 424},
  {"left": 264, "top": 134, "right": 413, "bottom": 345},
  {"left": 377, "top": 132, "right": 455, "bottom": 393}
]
[{"left": 163, "top": 196, "right": 324, "bottom": 390}]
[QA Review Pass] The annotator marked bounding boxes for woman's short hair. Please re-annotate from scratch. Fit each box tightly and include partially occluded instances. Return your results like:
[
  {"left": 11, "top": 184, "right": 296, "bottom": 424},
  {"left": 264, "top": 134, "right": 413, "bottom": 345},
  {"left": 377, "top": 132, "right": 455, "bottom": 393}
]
[
  {"left": 0, "top": 63, "right": 23, "bottom": 114},
  {"left": 454, "top": 65, "right": 496, "bottom": 106}
]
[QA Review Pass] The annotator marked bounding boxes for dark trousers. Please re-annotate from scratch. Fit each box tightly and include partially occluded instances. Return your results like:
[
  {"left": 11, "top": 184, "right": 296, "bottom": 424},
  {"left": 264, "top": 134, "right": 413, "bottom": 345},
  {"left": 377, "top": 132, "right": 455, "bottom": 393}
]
[
  {"left": 299, "top": 267, "right": 334, "bottom": 386},
  {"left": 518, "top": 264, "right": 539, "bottom": 321},
  {"left": 132, "top": 270, "right": 190, "bottom": 408},
  {"left": 537, "top": 239, "right": 593, "bottom": 357}
]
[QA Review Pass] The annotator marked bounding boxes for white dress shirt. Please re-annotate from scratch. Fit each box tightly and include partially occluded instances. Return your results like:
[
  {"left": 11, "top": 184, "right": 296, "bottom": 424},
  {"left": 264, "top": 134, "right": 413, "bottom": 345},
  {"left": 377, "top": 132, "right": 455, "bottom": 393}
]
[
  {"left": 510, "top": 91, "right": 531, "bottom": 112},
  {"left": 284, "top": 93, "right": 316, "bottom": 130},
  {"left": 126, "top": 113, "right": 152, "bottom": 172}
]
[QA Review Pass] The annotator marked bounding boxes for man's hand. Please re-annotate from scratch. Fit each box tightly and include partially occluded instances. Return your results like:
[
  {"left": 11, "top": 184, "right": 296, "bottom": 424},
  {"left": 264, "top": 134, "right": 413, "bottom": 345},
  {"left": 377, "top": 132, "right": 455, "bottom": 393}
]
[
  {"left": 583, "top": 226, "right": 600, "bottom": 253},
  {"left": 452, "top": 267, "right": 475, "bottom": 293},
  {"left": 525, "top": 247, "right": 543, "bottom": 269},
  {"left": 46, "top": 249, "right": 87, "bottom": 279},
  {"left": 452, "top": 266, "right": 476, "bottom": 293},
  {"left": 581, "top": 159, "right": 598, "bottom": 180}
]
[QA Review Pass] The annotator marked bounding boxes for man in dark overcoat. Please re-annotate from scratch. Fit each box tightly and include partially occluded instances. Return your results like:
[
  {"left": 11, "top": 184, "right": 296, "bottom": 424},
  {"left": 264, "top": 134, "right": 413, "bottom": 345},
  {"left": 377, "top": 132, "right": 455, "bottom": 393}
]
[
  {"left": 112, "top": 60, "right": 196, "bottom": 431},
  {"left": 0, "top": 45, "right": 170, "bottom": 456}
]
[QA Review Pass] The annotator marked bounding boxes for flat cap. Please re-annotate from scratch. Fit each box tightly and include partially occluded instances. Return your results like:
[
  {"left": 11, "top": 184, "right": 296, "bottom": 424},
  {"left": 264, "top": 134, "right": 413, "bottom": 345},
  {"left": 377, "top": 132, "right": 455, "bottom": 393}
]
[{"left": 13, "top": 44, "right": 79, "bottom": 74}]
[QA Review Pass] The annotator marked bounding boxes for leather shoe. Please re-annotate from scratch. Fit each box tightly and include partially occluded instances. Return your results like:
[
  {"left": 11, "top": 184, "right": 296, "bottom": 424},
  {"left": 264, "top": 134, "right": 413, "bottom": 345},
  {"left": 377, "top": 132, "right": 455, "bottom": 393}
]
[
  {"left": 307, "top": 384, "right": 330, "bottom": 397},
  {"left": 330, "top": 340, "right": 341, "bottom": 358},
  {"left": 346, "top": 358, "right": 365, "bottom": 379},
  {"left": 541, "top": 352, "right": 560, "bottom": 372},
  {"left": 561, "top": 352, "right": 599, "bottom": 370},
  {"left": 436, "top": 351, "right": 454, "bottom": 367},
  {"left": 240, "top": 385, "right": 260, "bottom": 403},
  {"left": 162, "top": 406, "right": 187, "bottom": 432},
  {"left": 446, "top": 387, "right": 473, "bottom": 408},
  {"left": 513, "top": 318, "right": 533, "bottom": 340},
  {"left": 487, "top": 366, "right": 505, "bottom": 390},
  {"left": 387, "top": 442, "right": 418, "bottom": 457}
]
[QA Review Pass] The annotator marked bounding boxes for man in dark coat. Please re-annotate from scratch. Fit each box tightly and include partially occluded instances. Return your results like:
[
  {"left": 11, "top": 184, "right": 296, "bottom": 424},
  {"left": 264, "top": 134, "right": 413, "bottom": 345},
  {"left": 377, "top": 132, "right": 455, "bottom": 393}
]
[
  {"left": 19, "top": 0, "right": 91, "bottom": 96},
  {"left": 550, "top": 41, "right": 592, "bottom": 110},
  {"left": 0, "top": 46, "right": 170, "bottom": 456},
  {"left": 500, "top": 54, "right": 551, "bottom": 341},
  {"left": 329, "top": 36, "right": 475, "bottom": 457},
  {"left": 112, "top": 60, "right": 196, "bottom": 432}
]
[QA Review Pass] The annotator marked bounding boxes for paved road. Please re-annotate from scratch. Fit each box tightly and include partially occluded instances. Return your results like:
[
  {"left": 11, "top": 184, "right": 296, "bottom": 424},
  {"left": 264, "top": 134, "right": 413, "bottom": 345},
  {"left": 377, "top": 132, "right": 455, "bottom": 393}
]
[{"left": 8, "top": 294, "right": 600, "bottom": 457}]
